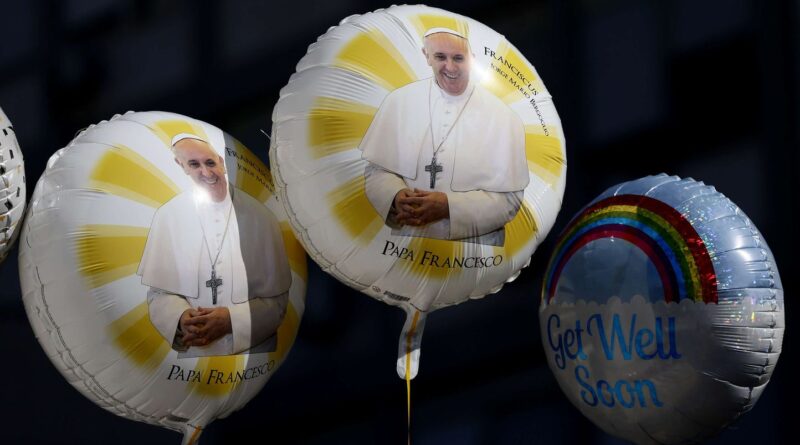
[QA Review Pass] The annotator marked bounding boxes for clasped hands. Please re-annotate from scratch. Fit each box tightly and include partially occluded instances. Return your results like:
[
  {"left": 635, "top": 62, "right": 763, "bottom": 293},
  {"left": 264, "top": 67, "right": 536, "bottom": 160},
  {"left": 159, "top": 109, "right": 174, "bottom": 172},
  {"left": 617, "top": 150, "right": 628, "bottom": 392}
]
[
  {"left": 391, "top": 188, "right": 449, "bottom": 226},
  {"left": 179, "top": 307, "right": 232, "bottom": 347}
]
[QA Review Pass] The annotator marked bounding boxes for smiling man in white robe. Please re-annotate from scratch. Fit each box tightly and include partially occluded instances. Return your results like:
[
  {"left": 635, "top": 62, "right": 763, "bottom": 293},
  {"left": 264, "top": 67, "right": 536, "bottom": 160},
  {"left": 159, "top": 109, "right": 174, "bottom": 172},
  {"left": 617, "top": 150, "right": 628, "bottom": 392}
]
[
  {"left": 360, "top": 28, "right": 529, "bottom": 246},
  {"left": 138, "top": 134, "right": 291, "bottom": 357}
]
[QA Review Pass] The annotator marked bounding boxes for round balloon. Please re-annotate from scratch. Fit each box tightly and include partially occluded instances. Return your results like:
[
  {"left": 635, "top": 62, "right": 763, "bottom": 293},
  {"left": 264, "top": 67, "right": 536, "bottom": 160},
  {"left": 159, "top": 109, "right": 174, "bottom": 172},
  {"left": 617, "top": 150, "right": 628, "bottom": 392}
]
[
  {"left": 0, "top": 106, "right": 26, "bottom": 262},
  {"left": 20, "top": 111, "right": 307, "bottom": 443},
  {"left": 540, "top": 174, "right": 784, "bottom": 444},
  {"left": 271, "top": 4, "right": 565, "bottom": 377}
]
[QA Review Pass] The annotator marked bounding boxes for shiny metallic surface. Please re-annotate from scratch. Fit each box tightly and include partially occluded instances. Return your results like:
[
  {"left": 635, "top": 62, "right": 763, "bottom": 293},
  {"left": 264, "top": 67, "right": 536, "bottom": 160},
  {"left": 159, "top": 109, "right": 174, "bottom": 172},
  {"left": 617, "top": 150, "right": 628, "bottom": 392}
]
[{"left": 540, "top": 174, "right": 784, "bottom": 445}]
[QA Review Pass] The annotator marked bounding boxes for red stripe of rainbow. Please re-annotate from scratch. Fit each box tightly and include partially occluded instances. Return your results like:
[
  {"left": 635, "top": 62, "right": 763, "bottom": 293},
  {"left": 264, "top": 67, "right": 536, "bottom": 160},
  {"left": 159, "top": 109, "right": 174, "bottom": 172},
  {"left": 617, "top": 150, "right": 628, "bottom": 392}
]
[{"left": 543, "top": 195, "right": 717, "bottom": 304}]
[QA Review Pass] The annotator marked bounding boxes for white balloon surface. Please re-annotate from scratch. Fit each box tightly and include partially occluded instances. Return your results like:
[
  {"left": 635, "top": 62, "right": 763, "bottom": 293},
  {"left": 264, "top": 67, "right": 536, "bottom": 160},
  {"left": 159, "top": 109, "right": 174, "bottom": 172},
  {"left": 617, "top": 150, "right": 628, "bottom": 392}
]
[
  {"left": 20, "top": 111, "right": 307, "bottom": 444},
  {"left": 271, "top": 4, "right": 566, "bottom": 378},
  {"left": 540, "top": 174, "right": 784, "bottom": 444}
]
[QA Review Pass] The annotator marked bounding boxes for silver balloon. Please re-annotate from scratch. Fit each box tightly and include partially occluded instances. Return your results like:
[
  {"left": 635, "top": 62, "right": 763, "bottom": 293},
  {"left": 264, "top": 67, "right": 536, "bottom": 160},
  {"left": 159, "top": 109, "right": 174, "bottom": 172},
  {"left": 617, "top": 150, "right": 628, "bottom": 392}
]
[
  {"left": 540, "top": 174, "right": 784, "bottom": 444},
  {"left": 0, "top": 107, "right": 26, "bottom": 262}
]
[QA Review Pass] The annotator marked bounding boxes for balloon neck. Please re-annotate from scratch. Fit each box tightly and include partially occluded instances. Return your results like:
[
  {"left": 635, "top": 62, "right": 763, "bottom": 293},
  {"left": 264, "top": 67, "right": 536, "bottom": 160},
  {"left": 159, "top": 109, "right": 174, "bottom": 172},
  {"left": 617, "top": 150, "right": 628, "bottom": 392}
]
[
  {"left": 396, "top": 308, "right": 427, "bottom": 380},
  {"left": 181, "top": 424, "right": 204, "bottom": 445}
]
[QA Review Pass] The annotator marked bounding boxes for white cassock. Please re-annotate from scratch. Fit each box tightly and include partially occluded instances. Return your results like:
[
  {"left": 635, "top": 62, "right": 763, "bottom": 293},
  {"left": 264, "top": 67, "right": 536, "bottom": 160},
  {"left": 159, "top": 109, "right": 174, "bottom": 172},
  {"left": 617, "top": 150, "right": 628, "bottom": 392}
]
[
  {"left": 360, "top": 78, "right": 529, "bottom": 246},
  {"left": 137, "top": 186, "right": 291, "bottom": 357}
]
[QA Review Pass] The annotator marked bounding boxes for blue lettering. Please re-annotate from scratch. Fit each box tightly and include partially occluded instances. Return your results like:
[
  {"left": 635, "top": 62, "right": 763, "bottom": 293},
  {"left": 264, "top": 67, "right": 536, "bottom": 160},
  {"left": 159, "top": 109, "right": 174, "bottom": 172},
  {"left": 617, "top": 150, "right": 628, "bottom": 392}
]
[
  {"left": 573, "top": 365, "right": 663, "bottom": 409},
  {"left": 634, "top": 379, "right": 664, "bottom": 407},
  {"left": 573, "top": 320, "right": 588, "bottom": 360},
  {"left": 635, "top": 327, "right": 657, "bottom": 359},
  {"left": 587, "top": 313, "right": 635, "bottom": 360},
  {"left": 615, "top": 380, "right": 636, "bottom": 408},
  {"left": 547, "top": 314, "right": 566, "bottom": 369},
  {"left": 575, "top": 365, "right": 597, "bottom": 406},
  {"left": 655, "top": 317, "right": 681, "bottom": 359},
  {"left": 564, "top": 321, "right": 588, "bottom": 360},
  {"left": 597, "top": 380, "right": 615, "bottom": 407},
  {"left": 564, "top": 329, "right": 576, "bottom": 359}
]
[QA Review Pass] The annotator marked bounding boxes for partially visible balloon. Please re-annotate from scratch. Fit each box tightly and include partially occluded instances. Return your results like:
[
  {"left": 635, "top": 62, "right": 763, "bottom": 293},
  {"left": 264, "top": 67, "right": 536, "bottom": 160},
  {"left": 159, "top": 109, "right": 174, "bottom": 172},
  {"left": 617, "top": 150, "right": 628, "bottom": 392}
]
[
  {"left": 271, "top": 4, "right": 566, "bottom": 378},
  {"left": 0, "top": 107, "right": 26, "bottom": 262},
  {"left": 20, "top": 112, "right": 307, "bottom": 444},
  {"left": 540, "top": 174, "right": 784, "bottom": 444}
]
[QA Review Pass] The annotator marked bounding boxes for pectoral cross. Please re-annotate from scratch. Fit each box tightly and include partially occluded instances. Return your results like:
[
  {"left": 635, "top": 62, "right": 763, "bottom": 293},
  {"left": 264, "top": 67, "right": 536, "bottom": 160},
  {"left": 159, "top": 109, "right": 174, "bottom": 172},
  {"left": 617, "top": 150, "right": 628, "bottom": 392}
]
[
  {"left": 205, "top": 267, "right": 223, "bottom": 305},
  {"left": 424, "top": 156, "right": 443, "bottom": 188}
]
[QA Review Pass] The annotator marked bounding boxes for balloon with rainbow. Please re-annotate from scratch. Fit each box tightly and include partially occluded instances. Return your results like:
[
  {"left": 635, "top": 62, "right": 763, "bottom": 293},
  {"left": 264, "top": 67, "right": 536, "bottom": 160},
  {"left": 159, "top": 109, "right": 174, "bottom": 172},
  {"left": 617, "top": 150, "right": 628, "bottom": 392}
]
[{"left": 540, "top": 174, "right": 784, "bottom": 444}]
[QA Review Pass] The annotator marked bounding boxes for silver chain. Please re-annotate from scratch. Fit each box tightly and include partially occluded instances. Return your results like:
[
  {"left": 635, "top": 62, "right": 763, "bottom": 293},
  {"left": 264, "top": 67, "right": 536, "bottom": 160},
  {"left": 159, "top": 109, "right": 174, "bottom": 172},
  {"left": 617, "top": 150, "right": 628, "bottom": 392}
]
[
  {"left": 427, "top": 79, "right": 476, "bottom": 159},
  {"left": 197, "top": 197, "right": 234, "bottom": 274}
]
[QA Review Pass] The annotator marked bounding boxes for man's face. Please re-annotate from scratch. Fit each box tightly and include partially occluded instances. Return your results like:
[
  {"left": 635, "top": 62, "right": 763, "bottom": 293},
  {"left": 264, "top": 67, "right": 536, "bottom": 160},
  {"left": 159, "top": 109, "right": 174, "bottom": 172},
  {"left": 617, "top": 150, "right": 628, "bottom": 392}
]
[
  {"left": 174, "top": 139, "right": 228, "bottom": 202},
  {"left": 424, "top": 33, "right": 472, "bottom": 95}
]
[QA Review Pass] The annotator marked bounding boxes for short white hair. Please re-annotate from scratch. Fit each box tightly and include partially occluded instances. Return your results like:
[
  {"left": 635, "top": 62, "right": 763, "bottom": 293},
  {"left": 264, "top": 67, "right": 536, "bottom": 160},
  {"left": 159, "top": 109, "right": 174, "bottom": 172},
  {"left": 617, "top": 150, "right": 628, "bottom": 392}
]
[
  {"left": 423, "top": 27, "right": 466, "bottom": 39},
  {"left": 170, "top": 133, "right": 208, "bottom": 155}
]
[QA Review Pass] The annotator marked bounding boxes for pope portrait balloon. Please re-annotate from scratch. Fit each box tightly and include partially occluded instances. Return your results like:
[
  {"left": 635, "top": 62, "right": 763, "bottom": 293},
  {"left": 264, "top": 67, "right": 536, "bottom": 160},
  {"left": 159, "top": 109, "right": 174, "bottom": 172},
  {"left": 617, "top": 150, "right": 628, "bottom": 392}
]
[
  {"left": 271, "top": 4, "right": 566, "bottom": 378},
  {"left": 20, "top": 111, "right": 307, "bottom": 444}
]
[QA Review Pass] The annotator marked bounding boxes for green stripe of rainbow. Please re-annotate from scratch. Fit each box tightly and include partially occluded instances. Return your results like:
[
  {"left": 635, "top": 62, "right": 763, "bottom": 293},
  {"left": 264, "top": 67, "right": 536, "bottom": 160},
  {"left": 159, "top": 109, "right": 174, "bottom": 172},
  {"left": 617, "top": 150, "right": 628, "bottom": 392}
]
[{"left": 543, "top": 195, "right": 717, "bottom": 304}]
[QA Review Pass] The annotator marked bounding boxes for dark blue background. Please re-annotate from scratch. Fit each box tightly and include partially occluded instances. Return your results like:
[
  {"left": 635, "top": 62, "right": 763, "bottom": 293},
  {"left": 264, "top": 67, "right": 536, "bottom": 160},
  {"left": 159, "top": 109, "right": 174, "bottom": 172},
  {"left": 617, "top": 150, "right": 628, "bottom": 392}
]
[{"left": 0, "top": 1, "right": 795, "bottom": 444}]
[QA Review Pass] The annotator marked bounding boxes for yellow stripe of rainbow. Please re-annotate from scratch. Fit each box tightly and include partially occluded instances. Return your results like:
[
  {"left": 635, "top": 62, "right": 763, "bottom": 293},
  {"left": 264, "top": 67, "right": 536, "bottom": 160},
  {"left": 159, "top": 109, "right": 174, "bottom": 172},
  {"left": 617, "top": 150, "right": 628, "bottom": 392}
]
[
  {"left": 544, "top": 195, "right": 717, "bottom": 303},
  {"left": 575, "top": 204, "right": 701, "bottom": 300}
]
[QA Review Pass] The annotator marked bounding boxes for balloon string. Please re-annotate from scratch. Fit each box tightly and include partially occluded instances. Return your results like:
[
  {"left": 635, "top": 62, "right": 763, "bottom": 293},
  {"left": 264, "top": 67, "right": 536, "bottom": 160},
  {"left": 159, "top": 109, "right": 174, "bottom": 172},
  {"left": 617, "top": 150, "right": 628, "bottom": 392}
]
[
  {"left": 186, "top": 426, "right": 202, "bottom": 445},
  {"left": 405, "top": 310, "right": 420, "bottom": 445},
  {"left": 406, "top": 368, "right": 411, "bottom": 445}
]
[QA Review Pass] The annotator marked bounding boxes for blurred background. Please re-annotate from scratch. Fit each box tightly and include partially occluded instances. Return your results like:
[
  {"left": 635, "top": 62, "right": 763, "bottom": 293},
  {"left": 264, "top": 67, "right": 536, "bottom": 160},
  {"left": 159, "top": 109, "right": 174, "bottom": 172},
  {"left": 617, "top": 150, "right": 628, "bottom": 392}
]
[{"left": 0, "top": 0, "right": 795, "bottom": 443}]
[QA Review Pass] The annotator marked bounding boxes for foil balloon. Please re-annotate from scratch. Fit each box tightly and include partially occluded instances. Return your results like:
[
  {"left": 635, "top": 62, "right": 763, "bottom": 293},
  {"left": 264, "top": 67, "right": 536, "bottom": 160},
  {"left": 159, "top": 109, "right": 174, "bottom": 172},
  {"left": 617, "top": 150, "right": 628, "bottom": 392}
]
[
  {"left": 0, "top": 107, "right": 26, "bottom": 262},
  {"left": 540, "top": 174, "right": 784, "bottom": 444},
  {"left": 20, "top": 111, "right": 307, "bottom": 444},
  {"left": 271, "top": 4, "right": 566, "bottom": 378}
]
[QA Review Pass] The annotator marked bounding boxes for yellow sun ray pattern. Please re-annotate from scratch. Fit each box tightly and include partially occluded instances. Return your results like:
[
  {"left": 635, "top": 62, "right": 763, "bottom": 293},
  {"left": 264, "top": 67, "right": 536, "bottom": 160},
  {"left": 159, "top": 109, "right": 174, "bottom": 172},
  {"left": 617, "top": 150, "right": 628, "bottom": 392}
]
[
  {"left": 148, "top": 119, "right": 210, "bottom": 150},
  {"left": 333, "top": 29, "right": 417, "bottom": 92},
  {"left": 272, "top": 302, "right": 301, "bottom": 361},
  {"left": 185, "top": 298, "right": 299, "bottom": 397},
  {"left": 229, "top": 137, "right": 273, "bottom": 204},
  {"left": 524, "top": 125, "right": 565, "bottom": 187},
  {"left": 327, "top": 175, "right": 384, "bottom": 244},
  {"left": 400, "top": 236, "right": 464, "bottom": 280},
  {"left": 80, "top": 116, "right": 305, "bottom": 397},
  {"left": 408, "top": 13, "right": 469, "bottom": 40},
  {"left": 499, "top": 202, "right": 538, "bottom": 258},
  {"left": 88, "top": 144, "right": 180, "bottom": 208},
  {"left": 481, "top": 41, "right": 545, "bottom": 104},
  {"left": 191, "top": 355, "right": 246, "bottom": 396},
  {"left": 281, "top": 222, "right": 308, "bottom": 282},
  {"left": 307, "top": 97, "right": 377, "bottom": 159},
  {"left": 75, "top": 224, "right": 150, "bottom": 289},
  {"left": 107, "top": 301, "right": 171, "bottom": 371}
]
